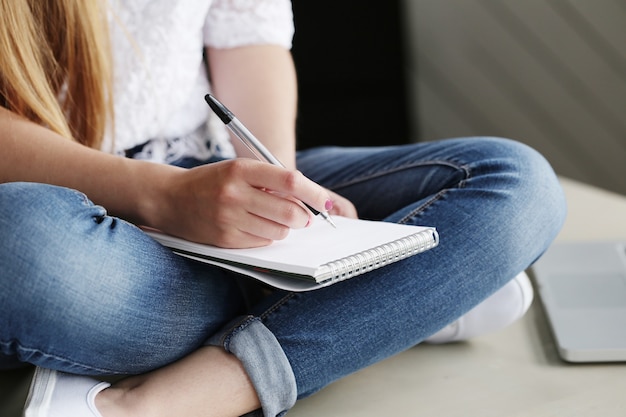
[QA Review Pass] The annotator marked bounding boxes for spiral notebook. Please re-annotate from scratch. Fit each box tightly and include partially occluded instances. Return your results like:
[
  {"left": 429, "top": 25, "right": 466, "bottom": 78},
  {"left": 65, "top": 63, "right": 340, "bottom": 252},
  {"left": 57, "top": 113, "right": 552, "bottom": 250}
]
[{"left": 145, "top": 216, "right": 439, "bottom": 291}]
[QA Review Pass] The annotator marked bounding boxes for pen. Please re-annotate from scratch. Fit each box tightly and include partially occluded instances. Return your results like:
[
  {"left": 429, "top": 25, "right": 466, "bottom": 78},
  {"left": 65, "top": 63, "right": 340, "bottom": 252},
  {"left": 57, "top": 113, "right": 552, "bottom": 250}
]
[{"left": 205, "top": 94, "right": 337, "bottom": 228}]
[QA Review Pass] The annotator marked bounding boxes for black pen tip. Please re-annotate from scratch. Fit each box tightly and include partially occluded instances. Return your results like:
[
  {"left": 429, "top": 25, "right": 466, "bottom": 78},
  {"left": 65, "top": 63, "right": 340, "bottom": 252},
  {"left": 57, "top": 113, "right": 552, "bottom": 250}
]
[{"left": 205, "top": 94, "right": 233, "bottom": 124}]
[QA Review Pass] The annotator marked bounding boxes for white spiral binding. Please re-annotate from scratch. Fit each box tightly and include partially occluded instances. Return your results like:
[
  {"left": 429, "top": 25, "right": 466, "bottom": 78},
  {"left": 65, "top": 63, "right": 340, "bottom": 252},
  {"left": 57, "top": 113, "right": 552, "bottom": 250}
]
[{"left": 320, "top": 228, "right": 439, "bottom": 284}]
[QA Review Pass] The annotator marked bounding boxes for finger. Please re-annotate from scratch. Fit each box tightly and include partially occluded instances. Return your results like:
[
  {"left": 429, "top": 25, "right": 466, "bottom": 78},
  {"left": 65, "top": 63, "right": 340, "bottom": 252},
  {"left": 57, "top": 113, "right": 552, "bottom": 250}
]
[
  {"left": 216, "top": 229, "right": 274, "bottom": 249},
  {"left": 211, "top": 186, "right": 305, "bottom": 242},
  {"left": 207, "top": 209, "right": 290, "bottom": 248},
  {"left": 249, "top": 188, "right": 313, "bottom": 229},
  {"left": 234, "top": 211, "right": 293, "bottom": 243},
  {"left": 245, "top": 163, "right": 332, "bottom": 215},
  {"left": 327, "top": 191, "right": 358, "bottom": 218},
  {"left": 331, "top": 199, "right": 358, "bottom": 218}
]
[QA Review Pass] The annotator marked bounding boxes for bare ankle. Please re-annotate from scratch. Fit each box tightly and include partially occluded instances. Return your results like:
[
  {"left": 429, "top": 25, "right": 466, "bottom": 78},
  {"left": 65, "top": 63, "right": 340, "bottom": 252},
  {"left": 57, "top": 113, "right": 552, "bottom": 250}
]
[
  {"left": 95, "top": 381, "right": 149, "bottom": 417},
  {"left": 94, "top": 347, "right": 260, "bottom": 417},
  {"left": 94, "top": 385, "right": 125, "bottom": 417}
]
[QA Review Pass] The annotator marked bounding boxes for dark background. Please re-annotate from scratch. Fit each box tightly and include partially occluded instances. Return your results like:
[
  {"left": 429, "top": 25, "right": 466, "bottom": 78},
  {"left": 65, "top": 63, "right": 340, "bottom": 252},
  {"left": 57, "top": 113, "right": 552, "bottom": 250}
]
[{"left": 291, "top": 2, "right": 410, "bottom": 150}]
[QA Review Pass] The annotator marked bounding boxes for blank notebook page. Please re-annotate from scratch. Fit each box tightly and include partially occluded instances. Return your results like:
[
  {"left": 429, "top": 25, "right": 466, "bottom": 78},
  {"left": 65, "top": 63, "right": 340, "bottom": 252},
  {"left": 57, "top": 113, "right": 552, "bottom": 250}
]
[{"left": 147, "top": 216, "right": 437, "bottom": 278}]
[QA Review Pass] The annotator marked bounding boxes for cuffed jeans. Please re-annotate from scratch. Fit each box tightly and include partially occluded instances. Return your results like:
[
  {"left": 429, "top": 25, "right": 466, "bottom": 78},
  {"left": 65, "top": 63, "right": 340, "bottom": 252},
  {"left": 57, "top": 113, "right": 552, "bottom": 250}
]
[{"left": 0, "top": 137, "right": 566, "bottom": 416}]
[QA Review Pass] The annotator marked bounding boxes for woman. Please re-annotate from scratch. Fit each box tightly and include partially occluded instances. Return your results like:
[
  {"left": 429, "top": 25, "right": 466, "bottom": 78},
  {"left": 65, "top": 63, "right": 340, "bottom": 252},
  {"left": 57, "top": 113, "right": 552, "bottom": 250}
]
[{"left": 0, "top": 1, "right": 566, "bottom": 416}]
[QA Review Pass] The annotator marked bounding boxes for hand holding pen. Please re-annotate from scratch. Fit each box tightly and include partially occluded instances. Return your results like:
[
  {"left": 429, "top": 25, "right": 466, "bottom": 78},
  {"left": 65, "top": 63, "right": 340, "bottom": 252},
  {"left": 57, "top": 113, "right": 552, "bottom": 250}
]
[{"left": 205, "top": 94, "right": 337, "bottom": 228}]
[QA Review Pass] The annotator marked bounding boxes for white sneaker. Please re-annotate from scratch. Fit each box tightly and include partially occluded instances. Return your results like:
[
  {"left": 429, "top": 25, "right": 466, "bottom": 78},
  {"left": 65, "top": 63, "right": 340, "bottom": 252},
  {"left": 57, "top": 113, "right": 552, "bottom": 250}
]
[
  {"left": 23, "top": 367, "right": 110, "bottom": 417},
  {"left": 425, "top": 271, "right": 534, "bottom": 344}
]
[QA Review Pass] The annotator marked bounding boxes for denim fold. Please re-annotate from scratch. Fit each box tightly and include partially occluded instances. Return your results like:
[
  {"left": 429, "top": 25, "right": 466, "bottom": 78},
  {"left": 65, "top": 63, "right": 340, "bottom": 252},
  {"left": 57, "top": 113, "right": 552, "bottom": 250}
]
[{"left": 207, "top": 316, "right": 297, "bottom": 417}]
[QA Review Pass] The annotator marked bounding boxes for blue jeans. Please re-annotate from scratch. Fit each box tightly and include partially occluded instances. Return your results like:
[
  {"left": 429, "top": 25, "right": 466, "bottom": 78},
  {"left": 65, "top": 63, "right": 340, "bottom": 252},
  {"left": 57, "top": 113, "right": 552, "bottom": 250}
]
[{"left": 0, "top": 137, "right": 566, "bottom": 416}]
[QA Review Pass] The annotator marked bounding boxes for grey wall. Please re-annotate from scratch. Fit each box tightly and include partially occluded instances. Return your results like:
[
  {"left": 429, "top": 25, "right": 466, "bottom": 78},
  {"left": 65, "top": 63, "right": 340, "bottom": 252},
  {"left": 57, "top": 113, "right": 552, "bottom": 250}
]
[{"left": 402, "top": 0, "right": 626, "bottom": 195}]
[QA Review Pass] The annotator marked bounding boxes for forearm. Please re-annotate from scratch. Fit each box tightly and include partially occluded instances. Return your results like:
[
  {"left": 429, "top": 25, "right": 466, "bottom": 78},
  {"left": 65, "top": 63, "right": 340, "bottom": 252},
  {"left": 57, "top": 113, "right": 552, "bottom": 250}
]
[
  {"left": 0, "top": 107, "right": 179, "bottom": 227},
  {"left": 0, "top": 107, "right": 334, "bottom": 246},
  {"left": 207, "top": 45, "right": 298, "bottom": 169}
]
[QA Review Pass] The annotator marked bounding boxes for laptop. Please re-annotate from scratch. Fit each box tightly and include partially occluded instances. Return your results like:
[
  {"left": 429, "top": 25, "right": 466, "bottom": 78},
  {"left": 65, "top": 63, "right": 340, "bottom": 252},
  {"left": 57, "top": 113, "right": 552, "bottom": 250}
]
[{"left": 531, "top": 240, "right": 626, "bottom": 363}]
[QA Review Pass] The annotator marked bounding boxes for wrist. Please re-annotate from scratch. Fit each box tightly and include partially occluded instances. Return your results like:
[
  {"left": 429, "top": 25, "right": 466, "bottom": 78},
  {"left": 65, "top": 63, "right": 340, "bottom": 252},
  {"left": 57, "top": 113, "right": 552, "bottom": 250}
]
[{"left": 126, "top": 160, "right": 185, "bottom": 230}]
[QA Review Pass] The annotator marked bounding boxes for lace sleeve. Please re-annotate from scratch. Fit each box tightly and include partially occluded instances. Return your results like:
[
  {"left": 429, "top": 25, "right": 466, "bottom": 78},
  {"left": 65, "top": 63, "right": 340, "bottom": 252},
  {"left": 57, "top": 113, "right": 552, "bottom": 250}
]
[{"left": 204, "top": 0, "right": 294, "bottom": 49}]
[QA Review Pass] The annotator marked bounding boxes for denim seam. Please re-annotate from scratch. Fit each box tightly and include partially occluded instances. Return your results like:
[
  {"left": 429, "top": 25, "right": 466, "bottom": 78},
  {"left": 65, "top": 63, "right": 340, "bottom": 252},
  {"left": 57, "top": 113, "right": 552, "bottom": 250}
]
[
  {"left": 396, "top": 163, "right": 471, "bottom": 224},
  {"left": 398, "top": 189, "right": 447, "bottom": 225},
  {"left": 215, "top": 315, "right": 257, "bottom": 351},
  {"left": 331, "top": 159, "right": 469, "bottom": 191},
  {"left": 259, "top": 293, "right": 296, "bottom": 321},
  {"left": 0, "top": 339, "right": 121, "bottom": 375}
]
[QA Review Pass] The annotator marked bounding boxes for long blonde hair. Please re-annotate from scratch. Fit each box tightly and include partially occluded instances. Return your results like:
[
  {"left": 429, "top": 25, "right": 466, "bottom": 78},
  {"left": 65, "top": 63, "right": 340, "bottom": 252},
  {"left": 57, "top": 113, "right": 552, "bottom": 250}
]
[{"left": 0, "top": 0, "right": 113, "bottom": 149}]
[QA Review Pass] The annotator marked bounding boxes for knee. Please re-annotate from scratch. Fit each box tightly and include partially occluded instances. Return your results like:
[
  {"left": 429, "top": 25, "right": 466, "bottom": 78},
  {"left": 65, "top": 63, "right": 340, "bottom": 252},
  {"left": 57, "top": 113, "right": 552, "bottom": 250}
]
[
  {"left": 0, "top": 182, "right": 100, "bottom": 227},
  {"left": 1, "top": 180, "right": 105, "bottom": 230},
  {"left": 478, "top": 137, "right": 567, "bottom": 242},
  {"left": 1, "top": 181, "right": 95, "bottom": 288},
  {"left": 0, "top": 182, "right": 108, "bottom": 312},
  {"left": 504, "top": 138, "right": 566, "bottom": 224}
]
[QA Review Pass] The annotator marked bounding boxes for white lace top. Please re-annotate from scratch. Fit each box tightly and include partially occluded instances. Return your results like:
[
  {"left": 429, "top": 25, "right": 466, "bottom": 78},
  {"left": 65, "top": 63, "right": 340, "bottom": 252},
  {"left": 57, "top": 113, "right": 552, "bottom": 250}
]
[{"left": 103, "top": 0, "right": 294, "bottom": 163}]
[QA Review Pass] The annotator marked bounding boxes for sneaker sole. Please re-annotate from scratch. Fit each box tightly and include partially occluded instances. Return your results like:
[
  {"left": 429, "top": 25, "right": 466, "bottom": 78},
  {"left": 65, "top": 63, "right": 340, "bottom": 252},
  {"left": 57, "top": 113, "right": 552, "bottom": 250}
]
[{"left": 23, "top": 367, "right": 58, "bottom": 417}]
